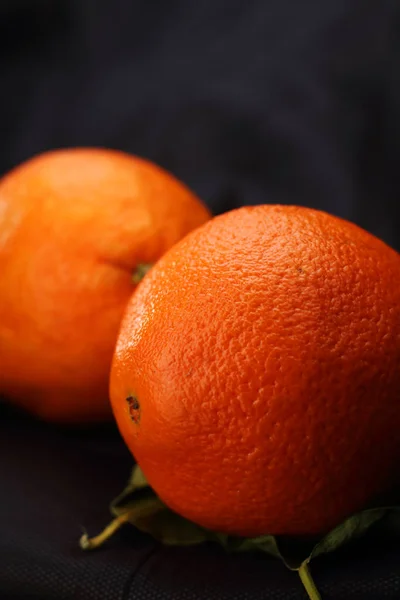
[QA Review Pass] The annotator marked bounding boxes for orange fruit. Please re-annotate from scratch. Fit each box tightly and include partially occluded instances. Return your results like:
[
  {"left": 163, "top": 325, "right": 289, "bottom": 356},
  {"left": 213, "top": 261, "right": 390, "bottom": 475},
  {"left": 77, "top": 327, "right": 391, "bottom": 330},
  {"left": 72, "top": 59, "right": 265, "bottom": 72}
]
[
  {"left": 110, "top": 205, "right": 400, "bottom": 537},
  {"left": 0, "top": 148, "right": 210, "bottom": 423}
]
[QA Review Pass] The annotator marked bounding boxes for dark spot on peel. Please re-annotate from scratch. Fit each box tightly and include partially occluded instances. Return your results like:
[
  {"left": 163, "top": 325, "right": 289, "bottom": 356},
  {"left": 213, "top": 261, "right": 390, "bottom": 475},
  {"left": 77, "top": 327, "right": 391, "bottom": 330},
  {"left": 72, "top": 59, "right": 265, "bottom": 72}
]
[{"left": 126, "top": 395, "right": 140, "bottom": 423}]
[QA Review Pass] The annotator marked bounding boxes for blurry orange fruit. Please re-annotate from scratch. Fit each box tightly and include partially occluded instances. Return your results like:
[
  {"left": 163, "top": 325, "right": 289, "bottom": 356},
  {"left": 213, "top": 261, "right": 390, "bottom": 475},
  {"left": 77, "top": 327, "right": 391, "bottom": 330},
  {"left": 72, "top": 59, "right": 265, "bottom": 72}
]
[
  {"left": 0, "top": 148, "right": 210, "bottom": 423},
  {"left": 110, "top": 205, "right": 400, "bottom": 536}
]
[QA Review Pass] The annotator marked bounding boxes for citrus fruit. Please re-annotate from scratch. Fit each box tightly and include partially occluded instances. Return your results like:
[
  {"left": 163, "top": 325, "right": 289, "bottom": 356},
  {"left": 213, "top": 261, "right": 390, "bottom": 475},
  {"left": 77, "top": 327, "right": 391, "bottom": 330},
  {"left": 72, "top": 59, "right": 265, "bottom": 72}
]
[
  {"left": 110, "top": 204, "right": 400, "bottom": 537},
  {"left": 0, "top": 148, "right": 210, "bottom": 423}
]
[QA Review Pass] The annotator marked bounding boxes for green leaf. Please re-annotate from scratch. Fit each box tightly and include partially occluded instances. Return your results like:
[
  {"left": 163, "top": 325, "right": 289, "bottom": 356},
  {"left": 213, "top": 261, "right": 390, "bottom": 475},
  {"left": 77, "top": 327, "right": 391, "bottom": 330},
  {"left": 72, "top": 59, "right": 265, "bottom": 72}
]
[
  {"left": 288, "top": 508, "right": 397, "bottom": 600},
  {"left": 80, "top": 464, "right": 400, "bottom": 600},
  {"left": 309, "top": 507, "right": 390, "bottom": 561},
  {"left": 107, "top": 467, "right": 293, "bottom": 556},
  {"left": 214, "top": 532, "right": 284, "bottom": 560},
  {"left": 110, "top": 466, "right": 212, "bottom": 546},
  {"left": 109, "top": 466, "right": 400, "bottom": 561},
  {"left": 371, "top": 506, "right": 400, "bottom": 538},
  {"left": 110, "top": 463, "right": 151, "bottom": 515}
]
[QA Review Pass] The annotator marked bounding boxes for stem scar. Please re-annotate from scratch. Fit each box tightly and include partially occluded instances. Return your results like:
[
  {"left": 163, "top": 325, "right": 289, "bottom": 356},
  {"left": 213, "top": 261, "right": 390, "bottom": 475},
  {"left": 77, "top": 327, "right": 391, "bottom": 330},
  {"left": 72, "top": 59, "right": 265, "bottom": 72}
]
[{"left": 126, "top": 395, "right": 141, "bottom": 423}]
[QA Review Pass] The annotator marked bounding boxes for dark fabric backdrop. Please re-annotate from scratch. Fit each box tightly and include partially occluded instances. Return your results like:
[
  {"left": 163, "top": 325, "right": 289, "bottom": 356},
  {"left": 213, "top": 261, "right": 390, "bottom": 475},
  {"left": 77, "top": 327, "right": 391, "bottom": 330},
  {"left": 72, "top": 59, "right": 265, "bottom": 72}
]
[
  {"left": 0, "top": 0, "right": 399, "bottom": 248},
  {"left": 1, "top": 1, "right": 400, "bottom": 599}
]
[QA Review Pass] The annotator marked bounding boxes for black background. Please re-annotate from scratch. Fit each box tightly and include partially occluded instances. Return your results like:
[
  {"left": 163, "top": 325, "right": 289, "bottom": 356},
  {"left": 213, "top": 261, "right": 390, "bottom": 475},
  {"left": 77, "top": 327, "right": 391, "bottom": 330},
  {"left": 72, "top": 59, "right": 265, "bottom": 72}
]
[
  {"left": 1, "top": 0, "right": 400, "bottom": 249},
  {"left": 1, "top": 1, "right": 400, "bottom": 598}
]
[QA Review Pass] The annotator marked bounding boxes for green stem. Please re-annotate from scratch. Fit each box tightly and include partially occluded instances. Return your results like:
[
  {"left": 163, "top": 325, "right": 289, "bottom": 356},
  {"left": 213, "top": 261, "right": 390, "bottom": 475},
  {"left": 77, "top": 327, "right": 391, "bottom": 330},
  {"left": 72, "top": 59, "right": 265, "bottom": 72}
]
[
  {"left": 80, "top": 497, "right": 165, "bottom": 551},
  {"left": 132, "top": 263, "right": 153, "bottom": 284},
  {"left": 298, "top": 561, "right": 322, "bottom": 600},
  {"left": 79, "top": 512, "right": 131, "bottom": 551}
]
